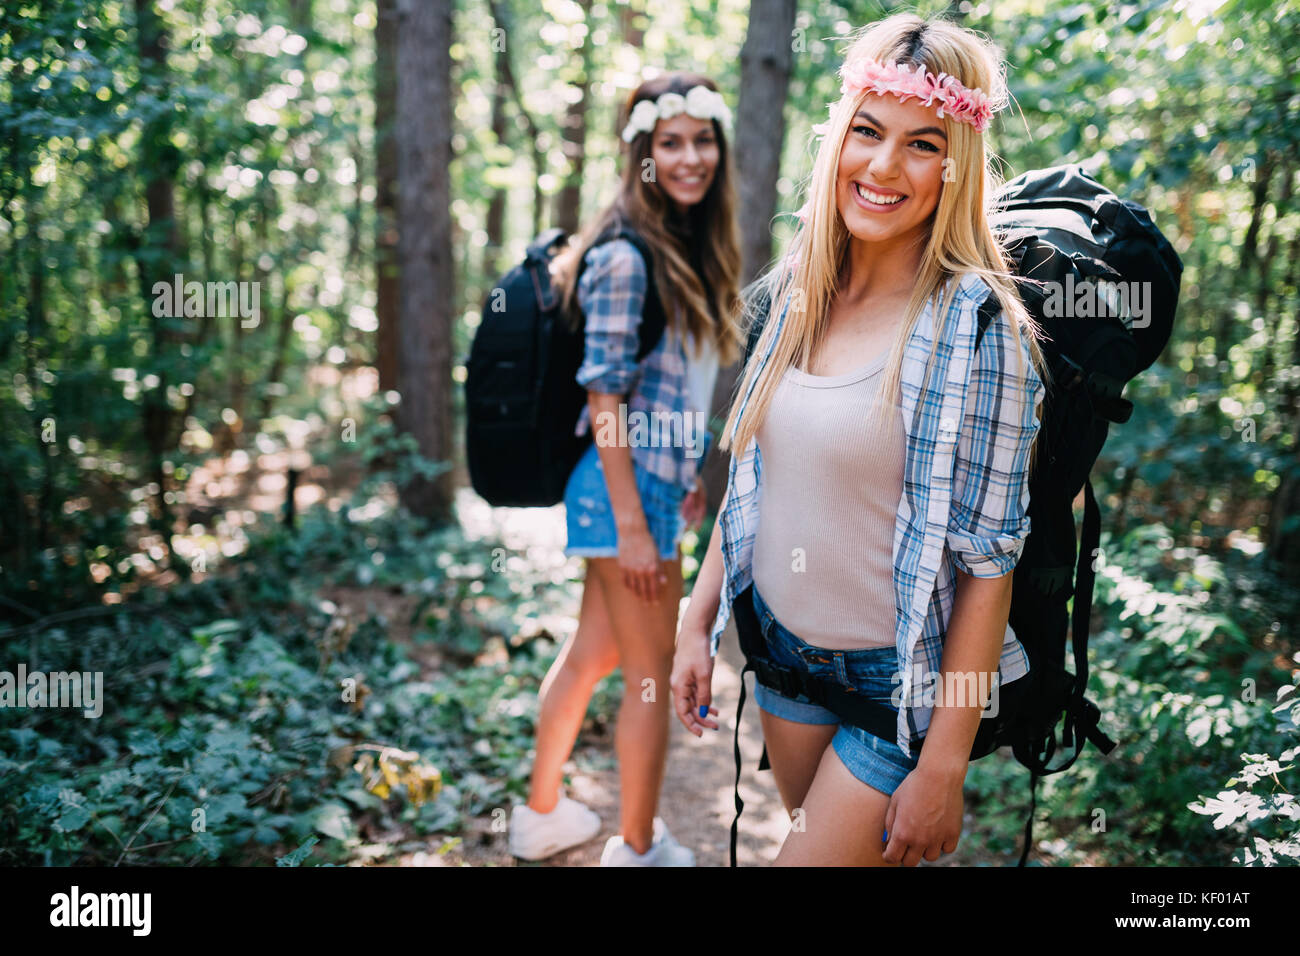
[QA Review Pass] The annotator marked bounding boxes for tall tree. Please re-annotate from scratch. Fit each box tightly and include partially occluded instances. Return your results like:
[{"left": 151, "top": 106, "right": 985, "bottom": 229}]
[
  {"left": 255, "top": 0, "right": 314, "bottom": 428},
  {"left": 552, "top": 0, "right": 593, "bottom": 235},
  {"left": 133, "top": 0, "right": 185, "bottom": 557},
  {"left": 488, "top": 0, "right": 546, "bottom": 238},
  {"left": 733, "top": 0, "right": 797, "bottom": 286},
  {"left": 619, "top": 0, "right": 647, "bottom": 48},
  {"left": 701, "top": 0, "right": 798, "bottom": 508},
  {"left": 374, "top": 0, "right": 399, "bottom": 393},
  {"left": 483, "top": 1, "right": 510, "bottom": 278},
  {"left": 393, "top": 0, "right": 455, "bottom": 522}
]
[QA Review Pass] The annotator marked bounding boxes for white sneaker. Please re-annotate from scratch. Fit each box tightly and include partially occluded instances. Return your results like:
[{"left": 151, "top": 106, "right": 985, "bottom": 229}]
[
  {"left": 600, "top": 817, "right": 696, "bottom": 866},
  {"left": 508, "top": 788, "right": 602, "bottom": 861}
]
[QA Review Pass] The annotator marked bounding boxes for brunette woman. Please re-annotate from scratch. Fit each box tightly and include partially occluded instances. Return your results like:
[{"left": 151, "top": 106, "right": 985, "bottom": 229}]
[{"left": 510, "top": 73, "right": 742, "bottom": 865}]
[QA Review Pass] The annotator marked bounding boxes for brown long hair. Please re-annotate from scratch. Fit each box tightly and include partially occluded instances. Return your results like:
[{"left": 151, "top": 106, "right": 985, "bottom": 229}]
[
  {"left": 553, "top": 72, "right": 742, "bottom": 365},
  {"left": 722, "top": 14, "right": 1050, "bottom": 470}
]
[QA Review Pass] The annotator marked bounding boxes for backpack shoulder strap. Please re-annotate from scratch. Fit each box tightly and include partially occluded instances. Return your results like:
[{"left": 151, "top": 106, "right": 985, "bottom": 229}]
[
  {"left": 582, "top": 223, "right": 668, "bottom": 361},
  {"left": 975, "top": 290, "right": 999, "bottom": 353},
  {"left": 740, "top": 278, "right": 774, "bottom": 367}
]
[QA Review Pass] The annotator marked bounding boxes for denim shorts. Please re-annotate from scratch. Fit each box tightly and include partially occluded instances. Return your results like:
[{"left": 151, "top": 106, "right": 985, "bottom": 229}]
[
  {"left": 563, "top": 442, "right": 685, "bottom": 561},
  {"left": 750, "top": 585, "right": 919, "bottom": 796}
]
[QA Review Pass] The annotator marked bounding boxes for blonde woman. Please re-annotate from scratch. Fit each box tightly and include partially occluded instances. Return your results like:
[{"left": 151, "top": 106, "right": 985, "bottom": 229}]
[
  {"left": 671, "top": 14, "right": 1050, "bottom": 866},
  {"left": 509, "top": 73, "right": 742, "bottom": 865}
]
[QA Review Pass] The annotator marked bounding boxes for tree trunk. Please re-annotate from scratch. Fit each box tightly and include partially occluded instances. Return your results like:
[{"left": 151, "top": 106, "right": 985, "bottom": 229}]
[
  {"left": 257, "top": 282, "right": 294, "bottom": 424},
  {"left": 134, "top": 0, "right": 183, "bottom": 557},
  {"left": 489, "top": 0, "right": 546, "bottom": 238},
  {"left": 27, "top": 203, "right": 51, "bottom": 553},
  {"left": 483, "top": 7, "right": 510, "bottom": 278},
  {"left": 733, "top": 0, "right": 797, "bottom": 286},
  {"left": 394, "top": 0, "right": 455, "bottom": 523},
  {"left": 225, "top": 218, "right": 246, "bottom": 454},
  {"left": 701, "top": 0, "right": 797, "bottom": 510},
  {"left": 620, "top": 0, "right": 647, "bottom": 47},
  {"left": 552, "top": 0, "right": 592, "bottom": 235},
  {"left": 1268, "top": 226, "right": 1300, "bottom": 571},
  {"left": 1239, "top": 148, "right": 1277, "bottom": 279},
  {"left": 375, "top": 0, "right": 400, "bottom": 393},
  {"left": 255, "top": 0, "right": 310, "bottom": 429}
]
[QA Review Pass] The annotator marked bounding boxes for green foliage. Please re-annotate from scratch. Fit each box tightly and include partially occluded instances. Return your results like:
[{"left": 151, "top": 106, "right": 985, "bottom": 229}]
[
  {"left": 0, "top": 500, "right": 613, "bottom": 865},
  {"left": 963, "top": 519, "right": 1299, "bottom": 865},
  {"left": 1, "top": 0, "right": 1297, "bottom": 868},
  {"left": 1189, "top": 679, "right": 1300, "bottom": 865}
]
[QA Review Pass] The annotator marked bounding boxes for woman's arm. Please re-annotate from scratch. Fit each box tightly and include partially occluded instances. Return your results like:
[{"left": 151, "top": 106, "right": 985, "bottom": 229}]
[
  {"left": 935, "top": 299, "right": 1045, "bottom": 732},
  {"left": 680, "top": 499, "right": 727, "bottom": 638},
  {"left": 574, "top": 240, "right": 664, "bottom": 603},
  {"left": 921, "top": 303, "right": 1044, "bottom": 776},
  {"left": 671, "top": 495, "right": 727, "bottom": 735},
  {"left": 884, "top": 303, "right": 1045, "bottom": 865},
  {"left": 916, "top": 569, "right": 1012, "bottom": 778}
]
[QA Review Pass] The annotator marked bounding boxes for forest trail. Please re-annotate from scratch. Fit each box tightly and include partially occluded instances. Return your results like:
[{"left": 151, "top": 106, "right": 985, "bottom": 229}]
[
  {"left": 178, "top": 431, "right": 793, "bottom": 865},
  {"left": 397, "top": 491, "right": 791, "bottom": 867}
]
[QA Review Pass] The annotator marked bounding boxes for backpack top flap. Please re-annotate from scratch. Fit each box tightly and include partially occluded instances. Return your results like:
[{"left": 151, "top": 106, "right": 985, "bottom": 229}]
[{"left": 992, "top": 164, "right": 1182, "bottom": 375}]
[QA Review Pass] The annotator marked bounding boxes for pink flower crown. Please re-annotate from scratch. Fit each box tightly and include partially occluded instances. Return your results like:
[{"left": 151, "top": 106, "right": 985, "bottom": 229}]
[{"left": 839, "top": 57, "right": 998, "bottom": 133}]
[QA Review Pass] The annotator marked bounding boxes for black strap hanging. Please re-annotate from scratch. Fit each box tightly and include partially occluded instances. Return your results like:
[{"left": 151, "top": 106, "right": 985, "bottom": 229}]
[
  {"left": 1018, "top": 771, "right": 1039, "bottom": 866},
  {"left": 729, "top": 660, "right": 750, "bottom": 868}
]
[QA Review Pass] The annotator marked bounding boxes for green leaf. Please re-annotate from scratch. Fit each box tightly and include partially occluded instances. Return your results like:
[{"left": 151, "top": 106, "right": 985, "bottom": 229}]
[
  {"left": 276, "top": 835, "right": 319, "bottom": 867},
  {"left": 55, "top": 806, "right": 92, "bottom": 833},
  {"left": 311, "top": 802, "right": 354, "bottom": 842}
]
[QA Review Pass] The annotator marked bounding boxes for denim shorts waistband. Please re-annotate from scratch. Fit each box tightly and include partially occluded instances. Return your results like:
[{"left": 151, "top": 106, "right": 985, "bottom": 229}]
[{"left": 751, "top": 584, "right": 898, "bottom": 670}]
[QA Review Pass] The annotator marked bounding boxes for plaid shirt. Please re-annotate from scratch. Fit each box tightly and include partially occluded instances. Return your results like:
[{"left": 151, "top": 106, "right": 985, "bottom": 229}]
[
  {"left": 709, "top": 271, "right": 1046, "bottom": 759},
  {"left": 572, "top": 239, "right": 713, "bottom": 492}
]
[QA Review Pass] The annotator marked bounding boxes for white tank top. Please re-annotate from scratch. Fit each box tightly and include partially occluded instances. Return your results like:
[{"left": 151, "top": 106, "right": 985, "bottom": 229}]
[{"left": 751, "top": 347, "right": 905, "bottom": 649}]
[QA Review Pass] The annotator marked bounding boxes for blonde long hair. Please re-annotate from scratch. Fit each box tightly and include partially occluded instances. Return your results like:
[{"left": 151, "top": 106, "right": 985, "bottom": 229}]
[
  {"left": 721, "top": 13, "right": 1050, "bottom": 465},
  {"left": 553, "top": 72, "right": 743, "bottom": 366}
]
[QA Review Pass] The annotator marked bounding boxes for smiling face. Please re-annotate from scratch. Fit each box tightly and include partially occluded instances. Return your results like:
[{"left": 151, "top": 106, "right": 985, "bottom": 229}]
[
  {"left": 651, "top": 113, "right": 720, "bottom": 213},
  {"left": 835, "top": 92, "right": 949, "bottom": 246}
]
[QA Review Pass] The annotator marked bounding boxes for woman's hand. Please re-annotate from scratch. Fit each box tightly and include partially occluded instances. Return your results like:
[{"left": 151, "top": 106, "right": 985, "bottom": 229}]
[
  {"left": 670, "top": 618, "right": 718, "bottom": 736},
  {"left": 680, "top": 477, "right": 707, "bottom": 531},
  {"left": 881, "top": 763, "right": 965, "bottom": 866},
  {"left": 617, "top": 523, "right": 666, "bottom": 604}
]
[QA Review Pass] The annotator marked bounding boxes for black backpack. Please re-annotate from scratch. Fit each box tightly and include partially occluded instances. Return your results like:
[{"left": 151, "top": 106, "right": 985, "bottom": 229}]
[
  {"left": 727, "top": 164, "right": 1183, "bottom": 866},
  {"left": 465, "top": 223, "right": 668, "bottom": 507}
]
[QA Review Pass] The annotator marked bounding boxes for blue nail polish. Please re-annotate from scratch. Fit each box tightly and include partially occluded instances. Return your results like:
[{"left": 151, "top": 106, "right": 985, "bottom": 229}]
[
  {"left": 699, "top": 705, "right": 708, "bottom": 718},
  {"left": 882, "top": 828, "right": 888, "bottom": 842}
]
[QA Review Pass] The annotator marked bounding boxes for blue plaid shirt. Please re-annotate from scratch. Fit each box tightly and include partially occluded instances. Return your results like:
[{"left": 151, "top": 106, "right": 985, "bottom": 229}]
[
  {"left": 572, "top": 239, "right": 713, "bottom": 492},
  {"left": 709, "top": 271, "right": 1046, "bottom": 758}
]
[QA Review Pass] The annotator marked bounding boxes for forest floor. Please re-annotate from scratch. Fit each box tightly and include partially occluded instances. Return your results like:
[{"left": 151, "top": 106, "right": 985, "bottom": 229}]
[
  {"left": 175, "top": 431, "right": 1028, "bottom": 867},
  {"left": 181, "top": 443, "right": 790, "bottom": 865},
  {"left": 384, "top": 491, "right": 793, "bottom": 867},
  {"left": 396, "top": 615, "right": 795, "bottom": 868}
]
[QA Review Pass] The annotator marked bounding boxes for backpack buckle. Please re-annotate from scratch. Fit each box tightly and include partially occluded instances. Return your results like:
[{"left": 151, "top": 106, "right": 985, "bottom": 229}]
[
  {"left": 753, "top": 657, "right": 803, "bottom": 701},
  {"left": 1057, "top": 353, "right": 1086, "bottom": 391}
]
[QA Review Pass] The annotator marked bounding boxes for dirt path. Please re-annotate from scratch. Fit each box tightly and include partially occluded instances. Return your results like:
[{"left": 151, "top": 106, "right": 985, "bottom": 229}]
[
  {"left": 400, "top": 622, "right": 789, "bottom": 868},
  {"left": 530, "top": 625, "right": 788, "bottom": 867},
  {"left": 397, "top": 491, "right": 789, "bottom": 867}
]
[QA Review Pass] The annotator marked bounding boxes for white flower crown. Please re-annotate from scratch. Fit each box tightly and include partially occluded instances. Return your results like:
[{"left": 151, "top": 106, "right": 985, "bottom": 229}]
[{"left": 620, "top": 85, "right": 732, "bottom": 144}]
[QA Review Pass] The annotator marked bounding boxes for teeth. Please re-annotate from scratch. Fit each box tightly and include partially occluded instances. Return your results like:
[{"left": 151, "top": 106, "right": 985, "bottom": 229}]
[{"left": 856, "top": 183, "right": 904, "bottom": 205}]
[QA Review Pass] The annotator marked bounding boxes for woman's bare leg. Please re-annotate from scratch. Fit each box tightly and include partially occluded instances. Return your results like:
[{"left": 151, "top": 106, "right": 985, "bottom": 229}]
[
  {"left": 587, "top": 554, "right": 683, "bottom": 854},
  {"left": 526, "top": 562, "right": 621, "bottom": 813},
  {"left": 773, "top": 744, "right": 900, "bottom": 866},
  {"left": 757, "top": 708, "right": 838, "bottom": 817}
]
